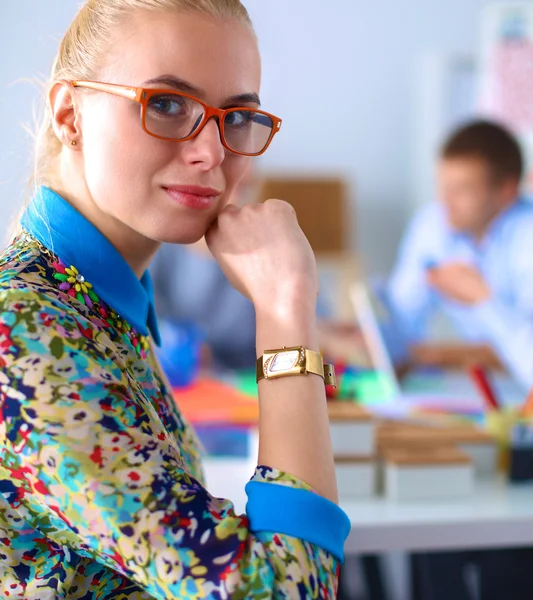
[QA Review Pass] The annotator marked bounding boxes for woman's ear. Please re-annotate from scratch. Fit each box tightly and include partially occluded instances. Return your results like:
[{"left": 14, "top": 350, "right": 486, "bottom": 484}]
[{"left": 49, "top": 81, "right": 82, "bottom": 149}]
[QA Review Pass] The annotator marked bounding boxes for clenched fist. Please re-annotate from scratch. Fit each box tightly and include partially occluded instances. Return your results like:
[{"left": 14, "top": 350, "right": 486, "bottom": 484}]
[
  {"left": 427, "top": 262, "right": 491, "bottom": 305},
  {"left": 205, "top": 199, "right": 318, "bottom": 321}
]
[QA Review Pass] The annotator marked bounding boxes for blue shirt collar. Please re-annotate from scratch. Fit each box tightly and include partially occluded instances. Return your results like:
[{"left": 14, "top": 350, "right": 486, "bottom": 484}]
[
  {"left": 21, "top": 186, "right": 161, "bottom": 346},
  {"left": 484, "top": 197, "right": 525, "bottom": 239},
  {"left": 448, "top": 197, "right": 524, "bottom": 247}
]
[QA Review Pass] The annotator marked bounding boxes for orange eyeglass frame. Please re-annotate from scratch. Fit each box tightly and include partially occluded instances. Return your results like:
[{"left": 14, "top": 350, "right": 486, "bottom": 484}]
[{"left": 70, "top": 80, "right": 283, "bottom": 157}]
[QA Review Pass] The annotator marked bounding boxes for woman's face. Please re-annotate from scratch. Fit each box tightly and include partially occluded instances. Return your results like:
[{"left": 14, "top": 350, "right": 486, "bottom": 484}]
[{"left": 74, "top": 10, "right": 261, "bottom": 245}]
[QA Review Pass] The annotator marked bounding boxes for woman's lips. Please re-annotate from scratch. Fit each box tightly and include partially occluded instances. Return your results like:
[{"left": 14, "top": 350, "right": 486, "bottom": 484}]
[{"left": 163, "top": 185, "right": 222, "bottom": 210}]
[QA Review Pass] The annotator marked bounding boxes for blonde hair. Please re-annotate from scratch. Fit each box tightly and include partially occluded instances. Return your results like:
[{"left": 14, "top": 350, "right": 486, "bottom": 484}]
[{"left": 32, "top": 0, "right": 252, "bottom": 191}]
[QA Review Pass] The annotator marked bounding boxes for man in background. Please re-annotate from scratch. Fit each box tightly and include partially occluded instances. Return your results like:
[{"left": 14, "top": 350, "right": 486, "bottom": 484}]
[
  {"left": 388, "top": 120, "right": 533, "bottom": 600},
  {"left": 387, "top": 119, "right": 533, "bottom": 391}
]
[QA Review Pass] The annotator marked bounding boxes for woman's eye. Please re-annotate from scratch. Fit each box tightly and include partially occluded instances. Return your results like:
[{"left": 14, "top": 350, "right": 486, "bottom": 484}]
[
  {"left": 226, "top": 111, "right": 253, "bottom": 128},
  {"left": 148, "top": 95, "right": 185, "bottom": 117}
]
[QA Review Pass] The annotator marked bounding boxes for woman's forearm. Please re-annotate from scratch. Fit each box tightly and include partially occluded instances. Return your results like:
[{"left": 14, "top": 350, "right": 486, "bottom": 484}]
[{"left": 255, "top": 306, "right": 338, "bottom": 504}]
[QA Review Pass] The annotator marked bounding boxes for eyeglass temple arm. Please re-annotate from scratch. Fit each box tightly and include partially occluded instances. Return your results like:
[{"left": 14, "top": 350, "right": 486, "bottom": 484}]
[{"left": 71, "top": 81, "right": 139, "bottom": 102}]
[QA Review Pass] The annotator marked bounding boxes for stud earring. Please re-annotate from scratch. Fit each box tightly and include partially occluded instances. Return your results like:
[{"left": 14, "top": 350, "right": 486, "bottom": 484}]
[{"left": 71, "top": 140, "right": 77, "bottom": 146}]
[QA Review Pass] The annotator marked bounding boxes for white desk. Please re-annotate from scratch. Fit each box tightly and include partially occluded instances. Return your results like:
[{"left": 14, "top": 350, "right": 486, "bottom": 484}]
[
  {"left": 342, "top": 478, "right": 533, "bottom": 554},
  {"left": 204, "top": 461, "right": 533, "bottom": 555}
]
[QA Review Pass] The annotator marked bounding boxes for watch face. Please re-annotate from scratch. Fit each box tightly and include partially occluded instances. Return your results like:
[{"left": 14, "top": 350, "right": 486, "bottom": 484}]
[{"left": 270, "top": 350, "right": 300, "bottom": 373}]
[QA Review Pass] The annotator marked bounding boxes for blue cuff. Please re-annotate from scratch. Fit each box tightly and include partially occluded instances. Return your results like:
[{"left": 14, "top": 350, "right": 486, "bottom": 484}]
[{"left": 245, "top": 481, "right": 351, "bottom": 563}]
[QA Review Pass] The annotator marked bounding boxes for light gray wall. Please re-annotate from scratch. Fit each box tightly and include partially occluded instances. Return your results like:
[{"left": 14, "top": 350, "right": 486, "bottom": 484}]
[
  {"left": 0, "top": 2, "right": 80, "bottom": 236},
  {"left": 1, "top": 1, "right": 495, "bottom": 273}
]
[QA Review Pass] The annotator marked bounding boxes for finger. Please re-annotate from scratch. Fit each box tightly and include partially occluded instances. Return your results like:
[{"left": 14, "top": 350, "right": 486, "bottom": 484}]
[
  {"left": 432, "top": 265, "right": 451, "bottom": 276},
  {"left": 263, "top": 198, "right": 297, "bottom": 217},
  {"left": 206, "top": 203, "right": 239, "bottom": 242},
  {"left": 445, "top": 262, "right": 470, "bottom": 274},
  {"left": 219, "top": 203, "right": 240, "bottom": 214},
  {"left": 204, "top": 219, "right": 219, "bottom": 247}
]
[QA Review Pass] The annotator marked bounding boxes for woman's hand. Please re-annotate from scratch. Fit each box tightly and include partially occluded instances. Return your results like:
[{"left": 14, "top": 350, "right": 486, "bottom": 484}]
[
  {"left": 208, "top": 200, "right": 337, "bottom": 504},
  {"left": 205, "top": 199, "right": 318, "bottom": 320}
]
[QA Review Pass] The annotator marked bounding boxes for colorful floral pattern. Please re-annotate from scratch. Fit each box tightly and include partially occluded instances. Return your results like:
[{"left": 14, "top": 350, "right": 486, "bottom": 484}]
[
  {"left": 52, "top": 261, "right": 98, "bottom": 305},
  {"left": 0, "top": 233, "right": 340, "bottom": 599}
]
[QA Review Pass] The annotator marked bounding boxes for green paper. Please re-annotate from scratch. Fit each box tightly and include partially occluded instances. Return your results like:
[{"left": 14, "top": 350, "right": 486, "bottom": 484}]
[
  {"left": 235, "top": 370, "right": 258, "bottom": 398},
  {"left": 345, "top": 372, "right": 396, "bottom": 405}
]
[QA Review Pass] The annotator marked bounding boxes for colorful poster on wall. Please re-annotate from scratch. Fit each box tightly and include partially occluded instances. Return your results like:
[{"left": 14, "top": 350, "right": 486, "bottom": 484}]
[{"left": 479, "top": 3, "right": 533, "bottom": 191}]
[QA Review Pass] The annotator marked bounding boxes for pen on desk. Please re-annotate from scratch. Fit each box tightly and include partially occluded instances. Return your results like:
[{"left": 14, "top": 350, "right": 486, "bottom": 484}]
[{"left": 469, "top": 366, "right": 500, "bottom": 411}]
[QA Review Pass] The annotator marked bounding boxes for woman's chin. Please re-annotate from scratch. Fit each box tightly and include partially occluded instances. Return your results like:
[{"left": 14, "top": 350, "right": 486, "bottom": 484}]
[{"left": 154, "top": 226, "right": 210, "bottom": 246}]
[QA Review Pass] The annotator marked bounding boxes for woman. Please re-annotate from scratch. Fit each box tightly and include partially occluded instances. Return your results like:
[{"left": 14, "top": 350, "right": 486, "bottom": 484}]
[{"left": 0, "top": 0, "right": 350, "bottom": 597}]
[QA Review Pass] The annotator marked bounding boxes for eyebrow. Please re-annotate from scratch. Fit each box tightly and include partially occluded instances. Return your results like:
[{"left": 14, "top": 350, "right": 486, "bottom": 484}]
[{"left": 143, "top": 75, "right": 261, "bottom": 106}]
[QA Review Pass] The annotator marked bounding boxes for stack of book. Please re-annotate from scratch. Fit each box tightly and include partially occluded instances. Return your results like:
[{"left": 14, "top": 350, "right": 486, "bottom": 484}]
[
  {"left": 377, "top": 421, "right": 497, "bottom": 500},
  {"left": 328, "top": 401, "right": 376, "bottom": 498}
]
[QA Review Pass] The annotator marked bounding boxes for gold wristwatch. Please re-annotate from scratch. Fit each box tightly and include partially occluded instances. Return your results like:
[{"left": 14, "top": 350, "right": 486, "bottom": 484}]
[{"left": 256, "top": 346, "right": 337, "bottom": 387}]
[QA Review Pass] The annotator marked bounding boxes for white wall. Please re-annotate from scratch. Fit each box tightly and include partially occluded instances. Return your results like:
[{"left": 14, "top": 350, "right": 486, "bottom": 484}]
[
  {"left": 243, "top": 0, "right": 496, "bottom": 274},
  {"left": 1, "top": 0, "right": 495, "bottom": 273}
]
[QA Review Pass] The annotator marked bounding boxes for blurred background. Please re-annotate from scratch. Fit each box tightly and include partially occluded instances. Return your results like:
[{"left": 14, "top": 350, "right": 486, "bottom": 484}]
[
  {"left": 2, "top": 0, "right": 531, "bottom": 276},
  {"left": 2, "top": 3, "right": 533, "bottom": 600}
]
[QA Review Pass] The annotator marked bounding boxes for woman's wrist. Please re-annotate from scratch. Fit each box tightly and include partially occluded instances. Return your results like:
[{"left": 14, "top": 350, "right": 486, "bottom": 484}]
[{"left": 255, "top": 304, "right": 319, "bottom": 356}]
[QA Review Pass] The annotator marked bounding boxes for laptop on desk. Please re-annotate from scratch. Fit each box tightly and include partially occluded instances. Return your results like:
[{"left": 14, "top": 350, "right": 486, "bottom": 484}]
[{"left": 347, "top": 282, "right": 525, "bottom": 414}]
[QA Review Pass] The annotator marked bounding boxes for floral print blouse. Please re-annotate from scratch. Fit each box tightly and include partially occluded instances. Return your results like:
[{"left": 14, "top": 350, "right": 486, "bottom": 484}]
[{"left": 0, "top": 187, "right": 350, "bottom": 599}]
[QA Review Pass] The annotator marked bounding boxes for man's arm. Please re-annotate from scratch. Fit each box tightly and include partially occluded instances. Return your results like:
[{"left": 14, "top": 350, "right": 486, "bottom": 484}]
[
  {"left": 427, "top": 218, "right": 533, "bottom": 391},
  {"left": 469, "top": 227, "right": 533, "bottom": 390}
]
